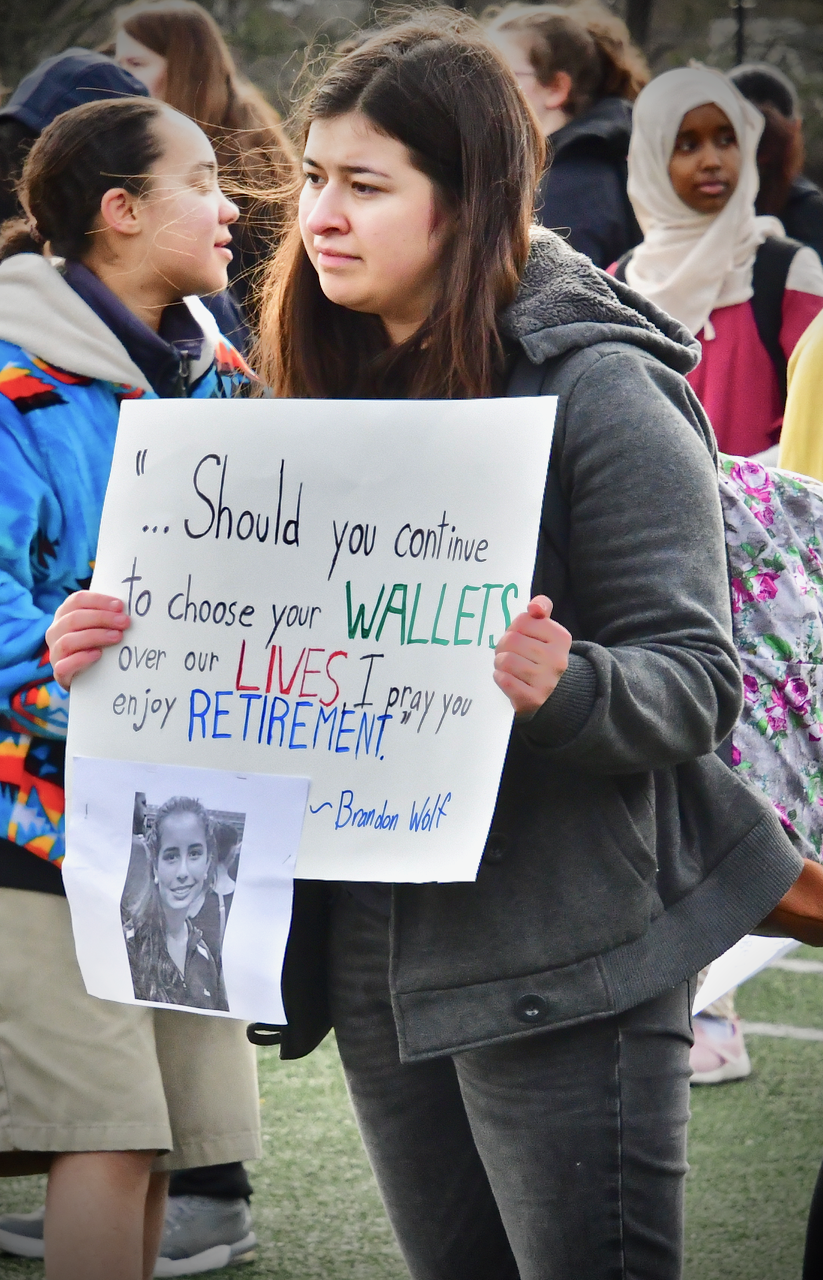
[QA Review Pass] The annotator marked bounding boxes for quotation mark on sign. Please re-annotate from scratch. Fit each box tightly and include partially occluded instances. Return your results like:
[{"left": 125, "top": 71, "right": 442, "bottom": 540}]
[{"left": 135, "top": 449, "right": 148, "bottom": 476}]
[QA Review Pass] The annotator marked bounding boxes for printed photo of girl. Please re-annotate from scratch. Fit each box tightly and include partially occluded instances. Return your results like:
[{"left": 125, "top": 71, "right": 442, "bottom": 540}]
[{"left": 122, "top": 795, "right": 242, "bottom": 1012}]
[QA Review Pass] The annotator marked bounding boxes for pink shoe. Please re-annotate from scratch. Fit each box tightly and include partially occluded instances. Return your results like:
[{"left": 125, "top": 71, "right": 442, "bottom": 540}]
[{"left": 690, "top": 1014, "right": 752, "bottom": 1084}]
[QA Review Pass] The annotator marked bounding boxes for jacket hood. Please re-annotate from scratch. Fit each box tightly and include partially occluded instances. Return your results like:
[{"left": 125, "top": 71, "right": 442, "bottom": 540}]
[
  {"left": 0, "top": 49, "right": 149, "bottom": 134},
  {"left": 788, "top": 174, "right": 822, "bottom": 206},
  {"left": 0, "top": 253, "right": 221, "bottom": 391},
  {"left": 549, "top": 96, "right": 633, "bottom": 161},
  {"left": 499, "top": 227, "right": 701, "bottom": 376}
]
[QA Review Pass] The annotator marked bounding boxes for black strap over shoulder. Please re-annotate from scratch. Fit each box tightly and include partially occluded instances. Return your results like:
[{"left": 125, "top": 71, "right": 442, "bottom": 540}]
[
  {"left": 615, "top": 239, "right": 802, "bottom": 402},
  {"left": 612, "top": 249, "right": 633, "bottom": 284},
  {"left": 751, "top": 235, "right": 803, "bottom": 402},
  {"left": 508, "top": 354, "right": 571, "bottom": 618}
]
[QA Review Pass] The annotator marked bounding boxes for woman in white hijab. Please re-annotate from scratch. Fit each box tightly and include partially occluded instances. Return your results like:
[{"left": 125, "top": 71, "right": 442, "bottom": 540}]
[{"left": 618, "top": 65, "right": 823, "bottom": 459}]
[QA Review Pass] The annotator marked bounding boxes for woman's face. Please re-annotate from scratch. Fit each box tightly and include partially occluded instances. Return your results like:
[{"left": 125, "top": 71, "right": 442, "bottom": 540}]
[
  {"left": 299, "top": 112, "right": 453, "bottom": 345},
  {"left": 668, "top": 102, "right": 742, "bottom": 215},
  {"left": 134, "top": 108, "right": 239, "bottom": 299},
  {"left": 115, "top": 29, "right": 169, "bottom": 99},
  {"left": 155, "top": 810, "right": 210, "bottom": 912}
]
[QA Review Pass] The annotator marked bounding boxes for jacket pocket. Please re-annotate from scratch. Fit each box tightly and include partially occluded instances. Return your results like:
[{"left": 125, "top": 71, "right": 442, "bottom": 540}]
[{"left": 601, "top": 774, "right": 657, "bottom": 882}]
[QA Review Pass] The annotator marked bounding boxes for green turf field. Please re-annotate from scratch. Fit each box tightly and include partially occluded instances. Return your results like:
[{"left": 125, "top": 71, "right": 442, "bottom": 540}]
[{"left": 2, "top": 947, "right": 822, "bottom": 1279}]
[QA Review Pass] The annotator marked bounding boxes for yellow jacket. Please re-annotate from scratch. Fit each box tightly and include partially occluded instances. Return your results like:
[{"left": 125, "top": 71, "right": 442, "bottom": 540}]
[{"left": 779, "top": 308, "right": 823, "bottom": 479}]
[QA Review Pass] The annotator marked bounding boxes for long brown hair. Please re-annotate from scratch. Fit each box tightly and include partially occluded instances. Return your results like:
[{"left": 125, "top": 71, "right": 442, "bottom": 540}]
[
  {"left": 754, "top": 103, "right": 804, "bottom": 218},
  {"left": 255, "top": 11, "right": 545, "bottom": 400},
  {"left": 114, "top": 0, "right": 296, "bottom": 306},
  {"left": 485, "top": 1, "right": 649, "bottom": 115}
]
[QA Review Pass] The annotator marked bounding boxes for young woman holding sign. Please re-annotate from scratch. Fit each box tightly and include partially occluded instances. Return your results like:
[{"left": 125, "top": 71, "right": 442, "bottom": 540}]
[
  {"left": 251, "top": 16, "right": 805, "bottom": 1280},
  {"left": 49, "top": 15, "right": 808, "bottom": 1280},
  {"left": 0, "top": 98, "right": 258, "bottom": 1279}
]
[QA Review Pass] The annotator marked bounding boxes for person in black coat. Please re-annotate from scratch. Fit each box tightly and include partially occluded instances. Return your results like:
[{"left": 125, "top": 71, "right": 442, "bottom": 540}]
[
  {"left": 487, "top": 1, "right": 648, "bottom": 267},
  {"left": 729, "top": 62, "right": 823, "bottom": 263}
]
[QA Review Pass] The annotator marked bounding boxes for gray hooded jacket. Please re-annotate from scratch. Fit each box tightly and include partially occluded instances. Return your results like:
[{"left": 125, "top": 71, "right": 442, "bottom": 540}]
[{"left": 278, "top": 231, "right": 803, "bottom": 1063}]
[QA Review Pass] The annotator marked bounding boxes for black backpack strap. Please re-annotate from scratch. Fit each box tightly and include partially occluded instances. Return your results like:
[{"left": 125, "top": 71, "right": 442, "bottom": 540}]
[
  {"left": 508, "top": 353, "right": 571, "bottom": 615},
  {"left": 751, "top": 236, "right": 803, "bottom": 402},
  {"left": 611, "top": 249, "right": 634, "bottom": 284}
]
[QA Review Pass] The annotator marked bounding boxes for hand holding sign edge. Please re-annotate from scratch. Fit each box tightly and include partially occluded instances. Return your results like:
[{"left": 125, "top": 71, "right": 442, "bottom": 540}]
[{"left": 46, "top": 591, "right": 131, "bottom": 689}]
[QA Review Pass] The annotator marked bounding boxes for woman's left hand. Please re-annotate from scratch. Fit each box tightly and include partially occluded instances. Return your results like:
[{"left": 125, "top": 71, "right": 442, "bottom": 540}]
[{"left": 493, "top": 595, "right": 572, "bottom": 716}]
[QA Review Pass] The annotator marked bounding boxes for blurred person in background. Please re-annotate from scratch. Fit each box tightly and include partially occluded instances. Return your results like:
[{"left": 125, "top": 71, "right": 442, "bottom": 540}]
[
  {"left": 616, "top": 66, "right": 823, "bottom": 460},
  {"left": 114, "top": 0, "right": 297, "bottom": 339},
  {"left": 0, "top": 47, "right": 149, "bottom": 223},
  {"left": 486, "top": 0, "right": 648, "bottom": 267},
  {"left": 729, "top": 62, "right": 823, "bottom": 264}
]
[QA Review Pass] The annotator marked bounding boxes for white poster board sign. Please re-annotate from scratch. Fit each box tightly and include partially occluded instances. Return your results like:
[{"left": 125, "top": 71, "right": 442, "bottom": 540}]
[
  {"left": 66, "top": 397, "right": 554, "bottom": 884},
  {"left": 692, "top": 935, "right": 801, "bottom": 1015}
]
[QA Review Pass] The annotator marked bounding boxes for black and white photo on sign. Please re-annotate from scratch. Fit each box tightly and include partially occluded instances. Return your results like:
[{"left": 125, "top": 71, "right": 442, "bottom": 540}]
[
  {"left": 65, "top": 757, "right": 309, "bottom": 1022},
  {"left": 122, "top": 791, "right": 245, "bottom": 1012}
]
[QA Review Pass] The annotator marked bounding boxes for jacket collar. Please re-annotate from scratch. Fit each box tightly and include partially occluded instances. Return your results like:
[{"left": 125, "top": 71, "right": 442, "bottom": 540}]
[
  {"left": 549, "top": 96, "right": 634, "bottom": 160},
  {"left": 0, "top": 253, "right": 220, "bottom": 391},
  {"left": 62, "top": 260, "right": 204, "bottom": 398}
]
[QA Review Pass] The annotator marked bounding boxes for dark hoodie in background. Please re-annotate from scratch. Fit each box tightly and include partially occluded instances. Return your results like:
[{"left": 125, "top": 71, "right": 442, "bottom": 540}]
[
  {"left": 536, "top": 96, "right": 641, "bottom": 269},
  {"left": 781, "top": 175, "right": 823, "bottom": 263}
]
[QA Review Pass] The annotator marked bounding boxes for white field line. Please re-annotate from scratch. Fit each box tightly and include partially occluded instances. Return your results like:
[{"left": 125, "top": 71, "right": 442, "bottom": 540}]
[
  {"left": 733, "top": 957, "right": 823, "bottom": 1041},
  {"left": 769, "top": 958, "right": 823, "bottom": 974},
  {"left": 740, "top": 1020, "right": 823, "bottom": 1042}
]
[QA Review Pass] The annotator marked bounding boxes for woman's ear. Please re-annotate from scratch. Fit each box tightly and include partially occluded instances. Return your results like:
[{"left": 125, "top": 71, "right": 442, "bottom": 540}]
[
  {"left": 539, "top": 70, "right": 573, "bottom": 113},
  {"left": 98, "top": 187, "right": 143, "bottom": 237}
]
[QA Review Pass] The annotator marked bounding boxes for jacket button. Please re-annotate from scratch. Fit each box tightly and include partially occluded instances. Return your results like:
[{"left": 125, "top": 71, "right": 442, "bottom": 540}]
[
  {"left": 514, "top": 994, "right": 548, "bottom": 1024},
  {"left": 484, "top": 832, "right": 508, "bottom": 863}
]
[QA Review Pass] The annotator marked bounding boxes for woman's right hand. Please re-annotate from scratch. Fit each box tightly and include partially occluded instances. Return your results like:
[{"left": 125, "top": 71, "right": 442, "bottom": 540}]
[{"left": 45, "top": 592, "right": 131, "bottom": 689}]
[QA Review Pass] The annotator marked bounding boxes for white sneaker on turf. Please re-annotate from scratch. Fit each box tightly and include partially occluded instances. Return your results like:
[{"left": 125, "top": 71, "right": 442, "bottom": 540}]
[
  {"left": 690, "top": 1013, "right": 752, "bottom": 1084},
  {"left": 153, "top": 1195, "right": 257, "bottom": 1276},
  {"left": 0, "top": 1204, "right": 45, "bottom": 1258}
]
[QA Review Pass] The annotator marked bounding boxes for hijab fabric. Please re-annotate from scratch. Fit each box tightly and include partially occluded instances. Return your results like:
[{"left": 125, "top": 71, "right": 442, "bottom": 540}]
[{"left": 625, "top": 66, "right": 784, "bottom": 337}]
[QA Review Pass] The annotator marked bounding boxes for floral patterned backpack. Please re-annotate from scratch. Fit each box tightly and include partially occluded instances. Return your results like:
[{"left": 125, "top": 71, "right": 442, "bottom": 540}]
[{"left": 720, "top": 455, "right": 823, "bottom": 862}]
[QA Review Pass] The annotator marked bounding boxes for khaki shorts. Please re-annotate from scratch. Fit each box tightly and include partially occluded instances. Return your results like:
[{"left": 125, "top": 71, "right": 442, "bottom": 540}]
[{"left": 0, "top": 889, "right": 261, "bottom": 1175}]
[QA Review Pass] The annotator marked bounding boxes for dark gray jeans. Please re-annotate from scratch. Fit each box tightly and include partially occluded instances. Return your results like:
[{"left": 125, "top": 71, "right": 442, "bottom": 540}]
[{"left": 329, "top": 891, "right": 693, "bottom": 1280}]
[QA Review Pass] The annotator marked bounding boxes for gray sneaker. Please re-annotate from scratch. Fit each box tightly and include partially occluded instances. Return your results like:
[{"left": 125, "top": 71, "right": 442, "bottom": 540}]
[
  {"left": 0, "top": 1204, "right": 45, "bottom": 1258},
  {"left": 154, "top": 1195, "right": 257, "bottom": 1277}
]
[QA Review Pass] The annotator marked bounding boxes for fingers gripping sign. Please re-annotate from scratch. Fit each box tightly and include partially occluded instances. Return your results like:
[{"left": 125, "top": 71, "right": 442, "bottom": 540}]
[
  {"left": 493, "top": 594, "right": 572, "bottom": 717},
  {"left": 46, "top": 591, "right": 131, "bottom": 690}
]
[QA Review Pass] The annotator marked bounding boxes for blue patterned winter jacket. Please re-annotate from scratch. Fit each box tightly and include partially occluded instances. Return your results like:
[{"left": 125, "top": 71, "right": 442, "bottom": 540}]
[{"left": 0, "top": 253, "right": 250, "bottom": 882}]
